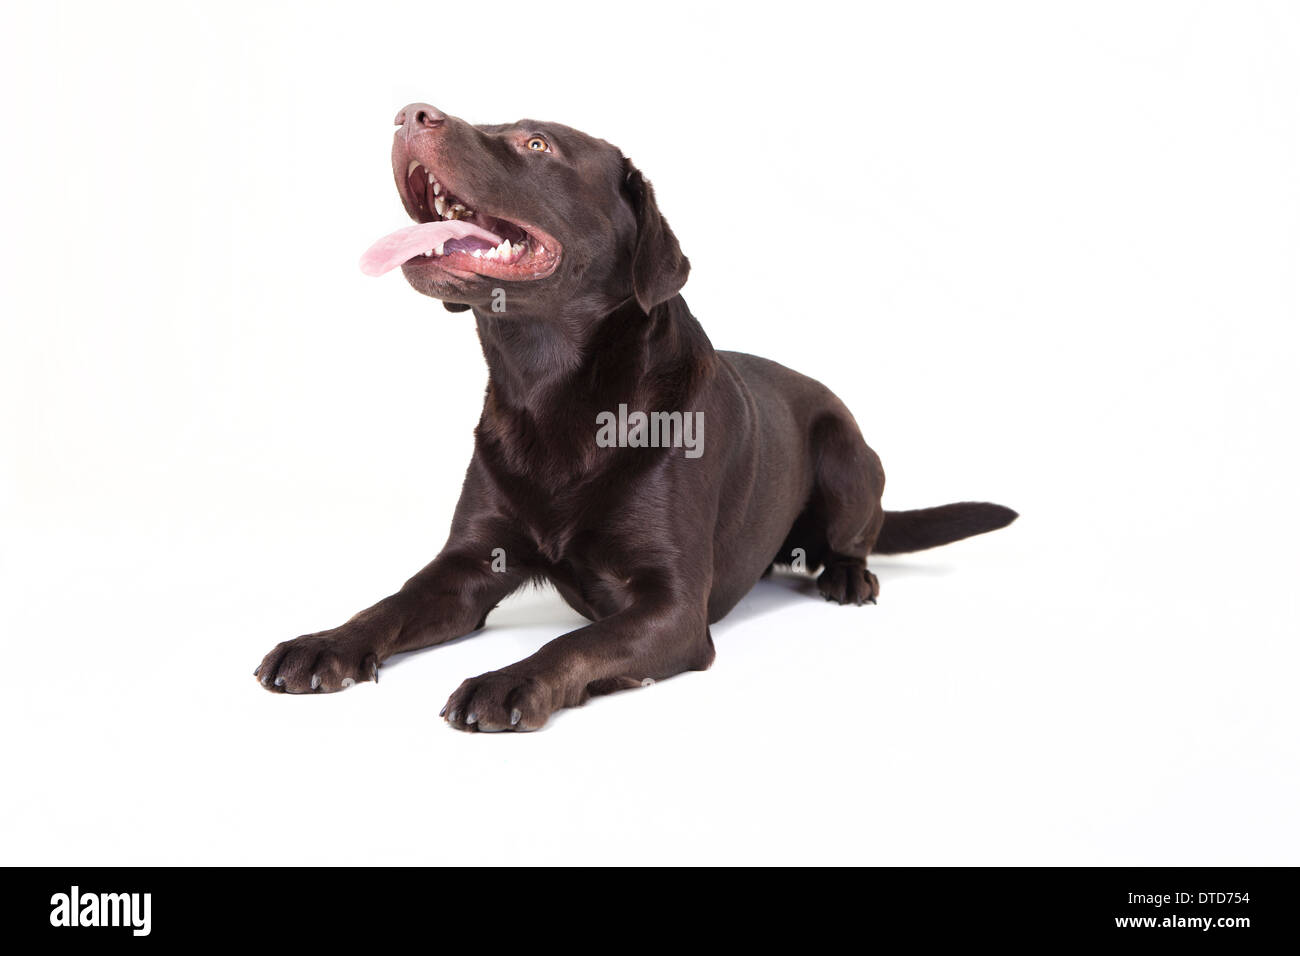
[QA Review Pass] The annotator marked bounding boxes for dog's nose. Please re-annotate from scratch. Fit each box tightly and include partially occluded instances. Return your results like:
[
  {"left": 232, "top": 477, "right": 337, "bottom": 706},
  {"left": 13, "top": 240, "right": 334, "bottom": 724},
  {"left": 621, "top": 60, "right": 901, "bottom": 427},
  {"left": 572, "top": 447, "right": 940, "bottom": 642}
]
[{"left": 395, "top": 103, "right": 446, "bottom": 134}]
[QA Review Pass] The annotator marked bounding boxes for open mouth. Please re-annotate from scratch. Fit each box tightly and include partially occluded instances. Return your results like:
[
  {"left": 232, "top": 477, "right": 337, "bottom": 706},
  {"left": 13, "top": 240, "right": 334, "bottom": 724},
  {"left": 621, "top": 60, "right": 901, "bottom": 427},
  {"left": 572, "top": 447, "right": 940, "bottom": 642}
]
[{"left": 360, "top": 159, "right": 560, "bottom": 282}]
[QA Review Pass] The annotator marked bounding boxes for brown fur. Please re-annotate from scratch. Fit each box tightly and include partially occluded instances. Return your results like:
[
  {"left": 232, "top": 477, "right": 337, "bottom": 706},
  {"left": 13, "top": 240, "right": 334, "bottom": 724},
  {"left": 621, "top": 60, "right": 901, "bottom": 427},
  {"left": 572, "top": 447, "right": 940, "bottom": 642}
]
[{"left": 254, "top": 104, "right": 1017, "bottom": 730}]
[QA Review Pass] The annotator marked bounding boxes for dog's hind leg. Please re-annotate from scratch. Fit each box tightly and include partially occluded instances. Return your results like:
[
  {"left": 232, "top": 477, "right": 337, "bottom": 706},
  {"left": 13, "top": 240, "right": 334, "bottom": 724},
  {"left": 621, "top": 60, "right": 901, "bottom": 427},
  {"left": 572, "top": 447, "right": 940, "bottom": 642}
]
[{"left": 809, "top": 411, "right": 886, "bottom": 606}]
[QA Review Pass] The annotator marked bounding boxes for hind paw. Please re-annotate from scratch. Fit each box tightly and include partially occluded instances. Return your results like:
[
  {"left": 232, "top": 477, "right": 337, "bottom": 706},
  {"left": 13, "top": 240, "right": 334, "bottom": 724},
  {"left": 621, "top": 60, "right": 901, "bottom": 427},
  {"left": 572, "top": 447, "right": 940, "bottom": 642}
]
[{"left": 817, "top": 561, "right": 879, "bottom": 606}]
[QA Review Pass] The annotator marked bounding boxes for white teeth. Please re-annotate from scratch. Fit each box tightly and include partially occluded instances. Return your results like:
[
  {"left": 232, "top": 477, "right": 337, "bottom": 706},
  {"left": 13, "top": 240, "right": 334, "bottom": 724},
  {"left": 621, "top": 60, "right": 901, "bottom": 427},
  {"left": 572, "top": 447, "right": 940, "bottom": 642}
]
[
  {"left": 407, "top": 160, "right": 420, "bottom": 177},
  {"left": 427, "top": 172, "right": 435, "bottom": 185},
  {"left": 462, "top": 239, "right": 526, "bottom": 263},
  {"left": 434, "top": 196, "right": 446, "bottom": 216},
  {"left": 424, "top": 249, "right": 434, "bottom": 256},
  {"left": 432, "top": 181, "right": 442, "bottom": 195}
]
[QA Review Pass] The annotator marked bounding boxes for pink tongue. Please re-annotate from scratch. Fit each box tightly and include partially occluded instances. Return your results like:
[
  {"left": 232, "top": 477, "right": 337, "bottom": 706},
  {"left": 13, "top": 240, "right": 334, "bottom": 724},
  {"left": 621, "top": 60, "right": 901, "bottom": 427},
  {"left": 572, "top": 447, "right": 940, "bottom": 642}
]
[{"left": 360, "top": 221, "right": 504, "bottom": 276}]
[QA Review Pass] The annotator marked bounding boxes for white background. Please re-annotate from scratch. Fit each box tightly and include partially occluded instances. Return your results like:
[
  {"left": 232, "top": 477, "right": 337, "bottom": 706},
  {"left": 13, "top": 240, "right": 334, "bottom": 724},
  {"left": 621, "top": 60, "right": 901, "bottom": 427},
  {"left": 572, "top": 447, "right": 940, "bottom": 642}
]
[{"left": 2, "top": 1, "right": 1297, "bottom": 865}]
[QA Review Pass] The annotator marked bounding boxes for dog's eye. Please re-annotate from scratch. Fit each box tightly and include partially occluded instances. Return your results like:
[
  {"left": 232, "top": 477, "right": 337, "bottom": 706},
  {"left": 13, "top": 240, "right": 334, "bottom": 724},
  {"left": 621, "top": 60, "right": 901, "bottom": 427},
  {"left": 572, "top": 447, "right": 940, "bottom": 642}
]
[{"left": 526, "top": 137, "right": 549, "bottom": 152}]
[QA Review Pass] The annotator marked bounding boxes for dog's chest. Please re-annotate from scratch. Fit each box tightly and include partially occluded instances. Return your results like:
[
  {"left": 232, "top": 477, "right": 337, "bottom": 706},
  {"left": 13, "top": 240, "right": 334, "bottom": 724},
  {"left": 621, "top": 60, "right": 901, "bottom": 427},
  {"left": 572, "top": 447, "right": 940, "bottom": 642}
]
[
  {"left": 514, "top": 487, "right": 607, "bottom": 564},
  {"left": 509, "top": 473, "right": 659, "bottom": 583},
  {"left": 484, "top": 434, "right": 668, "bottom": 567}
]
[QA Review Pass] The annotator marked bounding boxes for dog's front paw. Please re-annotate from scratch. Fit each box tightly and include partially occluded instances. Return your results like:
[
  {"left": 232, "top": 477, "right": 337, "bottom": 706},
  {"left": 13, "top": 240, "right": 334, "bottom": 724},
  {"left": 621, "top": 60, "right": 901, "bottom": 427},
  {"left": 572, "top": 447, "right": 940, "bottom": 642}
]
[
  {"left": 817, "top": 560, "right": 880, "bottom": 606},
  {"left": 255, "top": 630, "right": 381, "bottom": 694},
  {"left": 441, "top": 669, "right": 554, "bottom": 732}
]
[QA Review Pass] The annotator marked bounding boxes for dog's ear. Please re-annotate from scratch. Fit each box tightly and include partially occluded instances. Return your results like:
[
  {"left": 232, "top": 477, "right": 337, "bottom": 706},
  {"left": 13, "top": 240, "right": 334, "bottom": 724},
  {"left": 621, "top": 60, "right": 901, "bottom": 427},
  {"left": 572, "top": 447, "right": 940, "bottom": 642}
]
[
  {"left": 443, "top": 302, "right": 471, "bottom": 313},
  {"left": 623, "top": 158, "right": 690, "bottom": 313}
]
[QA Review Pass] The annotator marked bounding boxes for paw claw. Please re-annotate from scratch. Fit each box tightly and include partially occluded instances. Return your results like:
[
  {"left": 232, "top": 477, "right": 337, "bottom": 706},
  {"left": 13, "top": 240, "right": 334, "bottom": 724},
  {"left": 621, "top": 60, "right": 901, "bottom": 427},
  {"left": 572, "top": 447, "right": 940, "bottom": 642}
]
[
  {"left": 256, "top": 628, "right": 387, "bottom": 696},
  {"left": 444, "top": 671, "right": 551, "bottom": 733},
  {"left": 817, "top": 560, "right": 879, "bottom": 606}
]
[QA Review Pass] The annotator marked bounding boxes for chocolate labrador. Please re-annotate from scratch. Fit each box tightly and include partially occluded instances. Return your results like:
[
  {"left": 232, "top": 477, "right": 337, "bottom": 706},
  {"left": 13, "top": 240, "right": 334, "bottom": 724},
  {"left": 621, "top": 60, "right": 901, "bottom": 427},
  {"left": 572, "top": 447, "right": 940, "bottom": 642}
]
[{"left": 254, "top": 103, "right": 1017, "bottom": 731}]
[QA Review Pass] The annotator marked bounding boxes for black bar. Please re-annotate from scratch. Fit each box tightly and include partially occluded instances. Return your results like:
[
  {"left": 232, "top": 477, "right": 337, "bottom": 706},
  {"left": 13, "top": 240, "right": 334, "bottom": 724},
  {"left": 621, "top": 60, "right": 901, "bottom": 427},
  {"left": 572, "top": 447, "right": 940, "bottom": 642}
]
[{"left": 7, "top": 867, "right": 1295, "bottom": 943}]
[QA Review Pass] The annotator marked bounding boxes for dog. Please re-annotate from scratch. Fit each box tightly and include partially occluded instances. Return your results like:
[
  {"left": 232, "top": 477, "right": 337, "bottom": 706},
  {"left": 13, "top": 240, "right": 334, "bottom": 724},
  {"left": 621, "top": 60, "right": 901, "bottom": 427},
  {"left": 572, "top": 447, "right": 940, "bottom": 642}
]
[{"left": 254, "top": 103, "right": 1017, "bottom": 731}]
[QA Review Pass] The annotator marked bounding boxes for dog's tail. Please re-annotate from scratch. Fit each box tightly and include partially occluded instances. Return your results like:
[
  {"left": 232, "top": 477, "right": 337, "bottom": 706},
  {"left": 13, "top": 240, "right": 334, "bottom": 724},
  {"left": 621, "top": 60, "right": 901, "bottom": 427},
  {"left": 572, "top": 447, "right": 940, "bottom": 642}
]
[{"left": 872, "top": 502, "right": 1018, "bottom": 554}]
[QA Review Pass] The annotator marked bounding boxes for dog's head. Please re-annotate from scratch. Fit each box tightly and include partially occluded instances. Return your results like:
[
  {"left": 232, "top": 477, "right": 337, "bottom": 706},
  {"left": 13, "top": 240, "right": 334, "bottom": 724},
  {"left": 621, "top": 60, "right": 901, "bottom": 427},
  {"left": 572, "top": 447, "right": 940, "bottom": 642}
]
[{"left": 360, "top": 104, "right": 689, "bottom": 316}]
